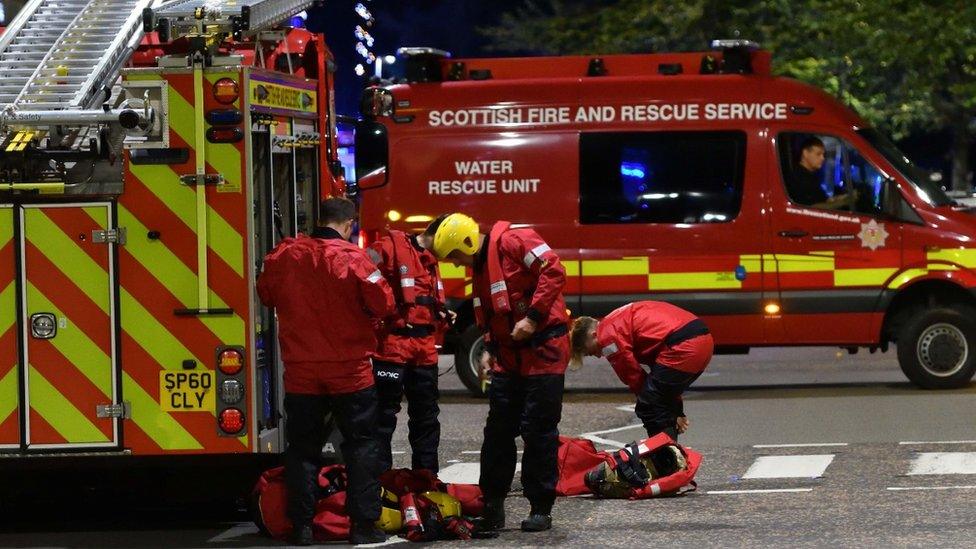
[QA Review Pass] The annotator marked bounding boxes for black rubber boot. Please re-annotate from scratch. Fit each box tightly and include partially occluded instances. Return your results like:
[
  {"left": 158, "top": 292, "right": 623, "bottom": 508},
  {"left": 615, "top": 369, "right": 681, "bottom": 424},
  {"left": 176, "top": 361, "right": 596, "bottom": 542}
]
[
  {"left": 473, "top": 497, "right": 506, "bottom": 532},
  {"left": 290, "top": 523, "right": 314, "bottom": 546},
  {"left": 520, "top": 513, "right": 552, "bottom": 532},
  {"left": 521, "top": 502, "right": 553, "bottom": 532},
  {"left": 348, "top": 522, "right": 387, "bottom": 545}
]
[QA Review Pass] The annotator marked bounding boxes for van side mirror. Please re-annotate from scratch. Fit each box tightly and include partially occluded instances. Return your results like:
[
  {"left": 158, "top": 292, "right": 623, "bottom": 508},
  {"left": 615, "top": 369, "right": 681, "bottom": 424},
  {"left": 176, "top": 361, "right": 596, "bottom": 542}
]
[
  {"left": 354, "top": 120, "right": 389, "bottom": 191},
  {"left": 882, "top": 178, "right": 923, "bottom": 224}
]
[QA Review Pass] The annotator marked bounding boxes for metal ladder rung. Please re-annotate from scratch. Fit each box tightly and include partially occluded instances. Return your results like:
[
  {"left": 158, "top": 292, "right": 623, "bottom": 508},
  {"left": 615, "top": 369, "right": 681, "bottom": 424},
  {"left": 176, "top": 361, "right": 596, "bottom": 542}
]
[
  {"left": 51, "top": 45, "right": 114, "bottom": 52},
  {"left": 0, "top": 57, "right": 48, "bottom": 63},
  {"left": 34, "top": 75, "right": 89, "bottom": 82},
  {"left": 29, "top": 32, "right": 118, "bottom": 38},
  {"left": 6, "top": 44, "right": 61, "bottom": 50},
  {"left": 29, "top": 16, "right": 84, "bottom": 22},
  {"left": 25, "top": 83, "right": 85, "bottom": 90},
  {"left": 20, "top": 98, "right": 75, "bottom": 104}
]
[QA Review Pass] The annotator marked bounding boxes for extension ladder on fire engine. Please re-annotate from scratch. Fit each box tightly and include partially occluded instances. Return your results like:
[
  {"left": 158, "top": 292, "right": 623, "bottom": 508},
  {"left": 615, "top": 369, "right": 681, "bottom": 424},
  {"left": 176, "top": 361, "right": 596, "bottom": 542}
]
[{"left": 0, "top": 0, "right": 156, "bottom": 113}]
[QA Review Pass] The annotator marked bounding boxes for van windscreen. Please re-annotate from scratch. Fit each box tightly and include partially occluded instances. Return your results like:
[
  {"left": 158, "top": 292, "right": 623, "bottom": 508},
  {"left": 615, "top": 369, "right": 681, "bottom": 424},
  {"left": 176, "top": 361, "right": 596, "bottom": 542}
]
[
  {"left": 579, "top": 131, "right": 746, "bottom": 224},
  {"left": 857, "top": 128, "right": 951, "bottom": 207}
]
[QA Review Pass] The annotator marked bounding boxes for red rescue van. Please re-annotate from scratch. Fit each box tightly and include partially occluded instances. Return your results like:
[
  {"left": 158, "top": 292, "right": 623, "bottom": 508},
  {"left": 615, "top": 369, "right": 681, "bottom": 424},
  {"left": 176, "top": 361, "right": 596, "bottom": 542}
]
[{"left": 354, "top": 42, "right": 976, "bottom": 394}]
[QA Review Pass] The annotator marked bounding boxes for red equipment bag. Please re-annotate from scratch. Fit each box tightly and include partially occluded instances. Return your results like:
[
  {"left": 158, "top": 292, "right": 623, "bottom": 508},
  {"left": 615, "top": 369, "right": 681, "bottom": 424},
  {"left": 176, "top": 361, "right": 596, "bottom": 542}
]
[
  {"left": 555, "top": 436, "right": 610, "bottom": 496},
  {"left": 583, "top": 433, "right": 702, "bottom": 499},
  {"left": 554, "top": 434, "right": 702, "bottom": 499},
  {"left": 251, "top": 465, "right": 351, "bottom": 542},
  {"left": 253, "top": 466, "right": 484, "bottom": 543},
  {"left": 251, "top": 466, "right": 291, "bottom": 539}
]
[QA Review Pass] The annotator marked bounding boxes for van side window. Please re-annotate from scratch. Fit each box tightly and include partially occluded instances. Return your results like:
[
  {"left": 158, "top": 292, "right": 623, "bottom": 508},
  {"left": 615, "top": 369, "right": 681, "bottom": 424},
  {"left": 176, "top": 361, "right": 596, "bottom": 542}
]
[
  {"left": 778, "top": 132, "right": 887, "bottom": 216},
  {"left": 846, "top": 146, "right": 888, "bottom": 217},
  {"left": 579, "top": 131, "right": 746, "bottom": 224}
]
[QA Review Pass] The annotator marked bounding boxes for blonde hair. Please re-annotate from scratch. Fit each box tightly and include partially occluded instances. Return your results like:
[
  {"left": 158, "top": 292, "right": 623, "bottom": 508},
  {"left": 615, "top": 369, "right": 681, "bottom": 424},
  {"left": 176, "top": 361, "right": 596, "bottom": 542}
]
[{"left": 570, "top": 316, "right": 598, "bottom": 368}]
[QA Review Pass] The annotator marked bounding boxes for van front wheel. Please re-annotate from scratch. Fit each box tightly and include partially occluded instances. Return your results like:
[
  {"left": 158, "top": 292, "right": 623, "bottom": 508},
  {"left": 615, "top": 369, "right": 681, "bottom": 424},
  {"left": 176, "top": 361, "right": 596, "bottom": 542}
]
[{"left": 897, "top": 307, "right": 976, "bottom": 389}]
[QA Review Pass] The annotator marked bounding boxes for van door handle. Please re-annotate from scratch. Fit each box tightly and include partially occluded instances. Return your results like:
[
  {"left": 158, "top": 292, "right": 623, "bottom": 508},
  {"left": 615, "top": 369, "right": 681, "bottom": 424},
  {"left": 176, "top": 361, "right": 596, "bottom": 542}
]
[{"left": 777, "top": 230, "right": 809, "bottom": 238}]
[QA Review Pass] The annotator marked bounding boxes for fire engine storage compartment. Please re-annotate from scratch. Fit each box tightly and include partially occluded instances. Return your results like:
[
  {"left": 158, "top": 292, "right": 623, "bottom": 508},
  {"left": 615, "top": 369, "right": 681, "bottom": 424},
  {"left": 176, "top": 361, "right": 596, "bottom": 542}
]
[{"left": 247, "top": 68, "right": 322, "bottom": 454}]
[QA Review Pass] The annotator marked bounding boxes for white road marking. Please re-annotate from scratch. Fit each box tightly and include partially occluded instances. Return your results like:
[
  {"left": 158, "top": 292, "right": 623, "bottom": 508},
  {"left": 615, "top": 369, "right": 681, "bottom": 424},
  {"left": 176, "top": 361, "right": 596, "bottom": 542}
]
[
  {"left": 580, "top": 422, "right": 645, "bottom": 448},
  {"left": 753, "top": 443, "right": 848, "bottom": 448},
  {"left": 358, "top": 537, "right": 409, "bottom": 547},
  {"left": 908, "top": 452, "right": 976, "bottom": 475},
  {"left": 742, "top": 454, "right": 835, "bottom": 479},
  {"left": 461, "top": 450, "right": 522, "bottom": 455},
  {"left": 886, "top": 485, "right": 976, "bottom": 492},
  {"left": 899, "top": 440, "right": 976, "bottom": 445},
  {"left": 392, "top": 451, "right": 406, "bottom": 455},
  {"left": 208, "top": 523, "right": 259, "bottom": 543},
  {"left": 437, "top": 462, "right": 522, "bottom": 484},
  {"left": 708, "top": 488, "right": 813, "bottom": 495},
  {"left": 615, "top": 405, "right": 633, "bottom": 412}
]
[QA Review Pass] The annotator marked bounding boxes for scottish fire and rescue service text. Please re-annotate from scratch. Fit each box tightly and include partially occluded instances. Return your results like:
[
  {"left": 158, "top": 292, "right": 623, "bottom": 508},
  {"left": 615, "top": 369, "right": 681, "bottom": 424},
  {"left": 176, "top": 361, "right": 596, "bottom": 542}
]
[
  {"left": 428, "top": 103, "right": 789, "bottom": 127},
  {"left": 428, "top": 160, "right": 540, "bottom": 195}
]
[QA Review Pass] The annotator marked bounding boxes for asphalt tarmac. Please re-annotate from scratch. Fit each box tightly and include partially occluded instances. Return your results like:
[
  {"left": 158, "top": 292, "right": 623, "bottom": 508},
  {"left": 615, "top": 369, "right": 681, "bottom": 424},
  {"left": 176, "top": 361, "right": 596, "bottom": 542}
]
[{"left": 2, "top": 347, "right": 974, "bottom": 548}]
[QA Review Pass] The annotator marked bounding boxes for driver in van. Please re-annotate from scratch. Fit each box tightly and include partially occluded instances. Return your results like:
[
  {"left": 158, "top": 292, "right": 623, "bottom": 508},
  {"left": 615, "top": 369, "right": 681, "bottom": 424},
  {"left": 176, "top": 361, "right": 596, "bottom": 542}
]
[{"left": 788, "top": 136, "right": 852, "bottom": 210}]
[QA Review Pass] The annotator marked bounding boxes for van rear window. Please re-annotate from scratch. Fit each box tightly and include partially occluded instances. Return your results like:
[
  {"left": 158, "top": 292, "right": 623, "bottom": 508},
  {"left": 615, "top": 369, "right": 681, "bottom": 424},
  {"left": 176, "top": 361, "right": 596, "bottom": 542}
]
[{"left": 579, "top": 131, "right": 746, "bottom": 224}]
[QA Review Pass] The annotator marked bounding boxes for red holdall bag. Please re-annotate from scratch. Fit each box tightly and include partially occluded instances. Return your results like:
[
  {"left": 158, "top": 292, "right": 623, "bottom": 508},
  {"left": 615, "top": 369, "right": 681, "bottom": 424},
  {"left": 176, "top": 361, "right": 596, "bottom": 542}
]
[
  {"left": 251, "top": 466, "right": 291, "bottom": 539},
  {"left": 584, "top": 433, "right": 701, "bottom": 499},
  {"left": 251, "top": 464, "right": 352, "bottom": 542},
  {"left": 555, "top": 435, "right": 611, "bottom": 496}
]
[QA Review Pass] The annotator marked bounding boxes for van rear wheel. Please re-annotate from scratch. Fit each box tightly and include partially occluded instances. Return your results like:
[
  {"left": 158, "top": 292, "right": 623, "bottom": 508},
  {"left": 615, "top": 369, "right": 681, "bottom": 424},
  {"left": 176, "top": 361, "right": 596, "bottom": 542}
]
[
  {"left": 896, "top": 306, "right": 976, "bottom": 389},
  {"left": 455, "top": 324, "right": 487, "bottom": 397}
]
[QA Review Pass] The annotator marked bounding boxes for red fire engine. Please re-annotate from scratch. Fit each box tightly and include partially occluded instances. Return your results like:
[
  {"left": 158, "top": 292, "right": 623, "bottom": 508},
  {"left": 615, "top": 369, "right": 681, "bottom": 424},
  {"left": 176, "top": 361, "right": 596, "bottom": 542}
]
[
  {"left": 0, "top": 0, "right": 341, "bottom": 483},
  {"left": 356, "top": 42, "right": 976, "bottom": 394}
]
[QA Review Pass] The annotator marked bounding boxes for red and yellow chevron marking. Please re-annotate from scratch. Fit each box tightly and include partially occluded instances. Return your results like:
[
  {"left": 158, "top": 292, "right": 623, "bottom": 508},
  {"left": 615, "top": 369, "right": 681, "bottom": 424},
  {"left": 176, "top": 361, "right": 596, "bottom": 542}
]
[
  {"left": 23, "top": 206, "right": 114, "bottom": 445},
  {"left": 0, "top": 207, "right": 18, "bottom": 446},
  {"left": 118, "top": 69, "right": 251, "bottom": 454}
]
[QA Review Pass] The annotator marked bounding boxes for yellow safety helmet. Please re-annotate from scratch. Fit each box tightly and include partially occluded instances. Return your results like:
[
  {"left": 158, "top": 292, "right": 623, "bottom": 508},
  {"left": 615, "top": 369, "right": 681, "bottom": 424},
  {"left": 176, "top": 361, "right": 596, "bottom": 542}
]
[
  {"left": 375, "top": 488, "right": 403, "bottom": 533},
  {"left": 431, "top": 213, "right": 480, "bottom": 259},
  {"left": 420, "top": 491, "right": 462, "bottom": 520}
]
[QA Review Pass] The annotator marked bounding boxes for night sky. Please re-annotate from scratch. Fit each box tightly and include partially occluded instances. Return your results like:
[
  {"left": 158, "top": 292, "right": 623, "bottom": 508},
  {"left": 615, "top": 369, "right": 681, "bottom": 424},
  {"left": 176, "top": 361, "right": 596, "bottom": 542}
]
[{"left": 309, "top": 0, "right": 528, "bottom": 115}]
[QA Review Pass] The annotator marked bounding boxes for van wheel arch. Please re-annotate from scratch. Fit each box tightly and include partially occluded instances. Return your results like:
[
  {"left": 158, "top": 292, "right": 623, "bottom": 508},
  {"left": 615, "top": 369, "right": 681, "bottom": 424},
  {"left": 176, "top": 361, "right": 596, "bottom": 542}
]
[{"left": 882, "top": 280, "right": 976, "bottom": 343}]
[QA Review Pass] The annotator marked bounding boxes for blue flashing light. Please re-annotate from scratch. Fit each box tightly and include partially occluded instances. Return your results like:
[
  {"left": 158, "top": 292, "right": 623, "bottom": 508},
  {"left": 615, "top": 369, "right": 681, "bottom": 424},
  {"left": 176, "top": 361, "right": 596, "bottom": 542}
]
[
  {"left": 621, "top": 162, "right": 647, "bottom": 179},
  {"left": 289, "top": 15, "right": 305, "bottom": 28},
  {"left": 205, "top": 108, "right": 243, "bottom": 126}
]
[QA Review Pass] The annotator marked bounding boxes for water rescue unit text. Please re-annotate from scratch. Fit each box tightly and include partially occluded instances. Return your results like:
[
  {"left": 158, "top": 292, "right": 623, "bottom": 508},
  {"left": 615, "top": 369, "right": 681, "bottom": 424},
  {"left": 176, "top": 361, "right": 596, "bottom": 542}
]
[
  {"left": 428, "top": 160, "right": 540, "bottom": 195},
  {"left": 428, "top": 102, "right": 789, "bottom": 127}
]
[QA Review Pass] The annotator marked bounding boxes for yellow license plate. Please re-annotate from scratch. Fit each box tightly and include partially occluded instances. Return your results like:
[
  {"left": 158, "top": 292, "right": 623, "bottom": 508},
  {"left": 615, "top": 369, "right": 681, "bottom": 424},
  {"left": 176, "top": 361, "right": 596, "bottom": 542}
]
[{"left": 160, "top": 371, "right": 216, "bottom": 412}]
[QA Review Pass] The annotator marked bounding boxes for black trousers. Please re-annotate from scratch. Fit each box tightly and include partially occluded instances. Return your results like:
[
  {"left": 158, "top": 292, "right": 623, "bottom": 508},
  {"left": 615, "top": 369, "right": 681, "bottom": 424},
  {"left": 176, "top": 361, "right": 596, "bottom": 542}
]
[
  {"left": 480, "top": 373, "right": 564, "bottom": 511},
  {"left": 284, "top": 387, "right": 382, "bottom": 526},
  {"left": 373, "top": 360, "right": 441, "bottom": 472},
  {"left": 635, "top": 363, "right": 702, "bottom": 440}
]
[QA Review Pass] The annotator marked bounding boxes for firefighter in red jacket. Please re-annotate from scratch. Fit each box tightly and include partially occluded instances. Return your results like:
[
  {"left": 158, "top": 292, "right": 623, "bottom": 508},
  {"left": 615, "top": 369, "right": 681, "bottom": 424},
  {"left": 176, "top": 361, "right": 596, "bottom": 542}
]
[
  {"left": 366, "top": 217, "right": 450, "bottom": 473},
  {"left": 571, "top": 301, "right": 714, "bottom": 439},
  {"left": 258, "top": 197, "right": 396, "bottom": 546},
  {"left": 430, "top": 213, "right": 569, "bottom": 533}
]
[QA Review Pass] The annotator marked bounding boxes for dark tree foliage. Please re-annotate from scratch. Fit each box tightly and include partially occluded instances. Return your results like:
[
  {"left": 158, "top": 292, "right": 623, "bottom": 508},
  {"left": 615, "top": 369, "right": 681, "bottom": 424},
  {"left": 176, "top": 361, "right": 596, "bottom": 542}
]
[{"left": 485, "top": 0, "right": 976, "bottom": 189}]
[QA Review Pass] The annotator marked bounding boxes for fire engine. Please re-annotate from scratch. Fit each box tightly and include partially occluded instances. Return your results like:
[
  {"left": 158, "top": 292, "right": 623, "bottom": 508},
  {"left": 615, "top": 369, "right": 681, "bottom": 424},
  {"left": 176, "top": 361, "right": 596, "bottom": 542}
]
[
  {"left": 356, "top": 42, "right": 976, "bottom": 394},
  {"left": 0, "top": 0, "right": 341, "bottom": 466}
]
